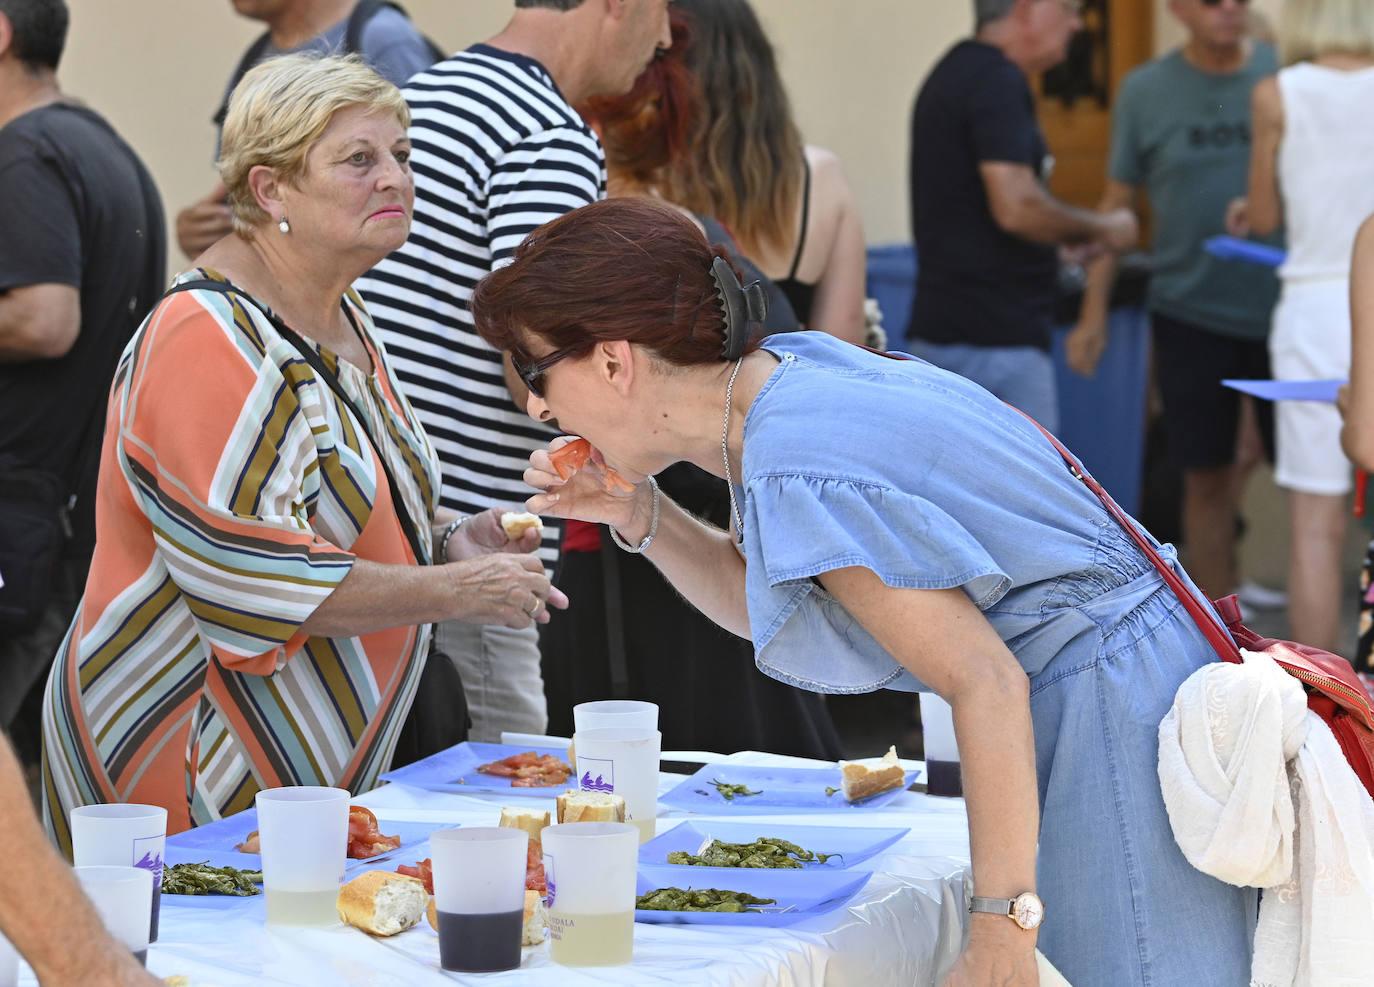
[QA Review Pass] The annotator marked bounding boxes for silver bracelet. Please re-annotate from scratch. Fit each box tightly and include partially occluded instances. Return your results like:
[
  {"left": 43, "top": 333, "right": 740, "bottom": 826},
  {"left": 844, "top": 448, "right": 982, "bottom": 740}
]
[
  {"left": 438, "top": 514, "right": 470, "bottom": 564},
  {"left": 608, "top": 476, "right": 660, "bottom": 554}
]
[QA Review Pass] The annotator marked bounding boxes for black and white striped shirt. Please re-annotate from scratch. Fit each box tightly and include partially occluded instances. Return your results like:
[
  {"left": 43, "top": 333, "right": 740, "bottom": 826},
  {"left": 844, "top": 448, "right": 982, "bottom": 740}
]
[{"left": 357, "top": 44, "right": 605, "bottom": 566}]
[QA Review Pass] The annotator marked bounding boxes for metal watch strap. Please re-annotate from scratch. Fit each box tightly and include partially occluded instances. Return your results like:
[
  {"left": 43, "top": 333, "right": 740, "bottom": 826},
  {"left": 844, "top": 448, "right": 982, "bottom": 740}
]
[{"left": 969, "top": 896, "right": 1014, "bottom": 917}]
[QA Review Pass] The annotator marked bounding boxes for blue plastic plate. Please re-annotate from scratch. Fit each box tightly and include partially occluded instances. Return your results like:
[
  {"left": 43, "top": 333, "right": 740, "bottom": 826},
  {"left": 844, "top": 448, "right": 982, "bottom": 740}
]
[
  {"left": 1204, "top": 235, "right": 1287, "bottom": 268},
  {"left": 638, "top": 821, "right": 909, "bottom": 873},
  {"left": 658, "top": 763, "right": 916, "bottom": 814},
  {"left": 633, "top": 865, "right": 872, "bottom": 927},
  {"left": 378, "top": 741, "right": 575, "bottom": 797},
  {"left": 162, "top": 809, "right": 437, "bottom": 909}
]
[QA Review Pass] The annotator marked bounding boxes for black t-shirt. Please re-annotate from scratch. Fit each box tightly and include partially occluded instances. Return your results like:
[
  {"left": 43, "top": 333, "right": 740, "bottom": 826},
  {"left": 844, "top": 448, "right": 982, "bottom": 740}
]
[
  {"left": 907, "top": 41, "right": 1059, "bottom": 350},
  {"left": 0, "top": 103, "right": 166, "bottom": 552}
]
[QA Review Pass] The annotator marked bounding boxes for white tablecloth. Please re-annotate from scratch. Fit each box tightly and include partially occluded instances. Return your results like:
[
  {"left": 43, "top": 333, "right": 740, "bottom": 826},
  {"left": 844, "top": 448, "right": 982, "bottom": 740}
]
[{"left": 31, "top": 752, "right": 972, "bottom": 987}]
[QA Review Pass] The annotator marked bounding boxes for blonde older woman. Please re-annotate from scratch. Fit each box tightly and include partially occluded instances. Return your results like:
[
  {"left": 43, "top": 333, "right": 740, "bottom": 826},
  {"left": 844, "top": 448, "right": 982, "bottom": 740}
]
[{"left": 40, "top": 54, "right": 565, "bottom": 848}]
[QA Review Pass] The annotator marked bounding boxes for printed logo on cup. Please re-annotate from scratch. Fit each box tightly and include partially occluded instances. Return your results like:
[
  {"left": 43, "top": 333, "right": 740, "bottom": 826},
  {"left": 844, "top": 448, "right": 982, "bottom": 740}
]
[
  {"left": 543, "top": 853, "right": 556, "bottom": 908},
  {"left": 132, "top": 834, "right": 164, "bottom": 884},
  {"left": 578, "top": 757, "right": 615, "bottom": 794}
]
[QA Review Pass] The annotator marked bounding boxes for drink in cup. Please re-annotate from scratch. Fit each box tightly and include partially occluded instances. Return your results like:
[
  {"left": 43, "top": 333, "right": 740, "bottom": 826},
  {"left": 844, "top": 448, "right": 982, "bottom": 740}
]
[
  {"left": 572, "top": 727, "right": 660, "bottom": 843},
  {"left": 70, "top": 803, "right": 167, "bottom": 943},
  {"left": 431, "top": 827, "right": 527, "bottom": 973},
  {"left": 542, "top": 822, "right": 637, "bottom": 966},
  {"left": 74, "top": 865, "right": 152, "bottom": 966},
  {"left": 255, "top": 786, "right": 349, "bottom": 926}
]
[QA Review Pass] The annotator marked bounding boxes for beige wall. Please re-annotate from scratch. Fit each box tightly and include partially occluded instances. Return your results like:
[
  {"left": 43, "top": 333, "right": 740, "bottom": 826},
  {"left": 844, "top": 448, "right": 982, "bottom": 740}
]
[{"left": 60, "top": 0, "right": 972, "bottom": 269}]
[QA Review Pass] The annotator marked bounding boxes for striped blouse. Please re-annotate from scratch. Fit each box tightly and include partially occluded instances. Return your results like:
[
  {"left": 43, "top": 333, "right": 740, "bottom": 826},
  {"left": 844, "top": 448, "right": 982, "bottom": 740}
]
[{"left": 40, "top": 270, "right": 441, "bottom": 851}]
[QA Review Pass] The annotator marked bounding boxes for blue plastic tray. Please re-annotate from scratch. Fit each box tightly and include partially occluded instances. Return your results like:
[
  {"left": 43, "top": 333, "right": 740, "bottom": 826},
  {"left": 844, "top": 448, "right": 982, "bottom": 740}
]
[
  {"left": 659, "top": 763, "right": 916, "bottom": 814},
  {"left": 633, "top": 864, "right": 872, "bottom": 927},
  {"left": 1204, "top": 235, "right": 1287, "bottom": 268},
  {"left": 162, "top": 809, "right": 437, "bottom": 909},
  {"left": 378, "top": 741, "right": 575, "bottom": 797},
  {"left": 639, "top": 821, "right": 909, "bottom": 873}
]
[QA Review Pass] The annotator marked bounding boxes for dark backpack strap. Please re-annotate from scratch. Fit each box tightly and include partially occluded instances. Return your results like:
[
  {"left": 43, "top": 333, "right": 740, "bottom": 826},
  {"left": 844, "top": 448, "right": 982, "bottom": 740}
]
[
  {"left": 213, "top": 31, "right": 274, "bottom": 128},
  {"left": 344, "top": 0, "right": 446, "bottom": 66}
]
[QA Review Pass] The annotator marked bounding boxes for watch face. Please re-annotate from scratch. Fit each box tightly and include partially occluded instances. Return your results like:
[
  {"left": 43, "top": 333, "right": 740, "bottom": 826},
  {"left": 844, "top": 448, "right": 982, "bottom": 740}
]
[{"left": 1012, "top": 893, "right": 1044, "bottom": 930}]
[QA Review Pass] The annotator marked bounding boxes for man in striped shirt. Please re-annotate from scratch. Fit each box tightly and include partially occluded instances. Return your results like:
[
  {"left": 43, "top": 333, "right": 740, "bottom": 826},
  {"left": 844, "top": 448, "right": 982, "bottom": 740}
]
[{"left": 357, "top": 0, "right": 670, "bottom": 740}]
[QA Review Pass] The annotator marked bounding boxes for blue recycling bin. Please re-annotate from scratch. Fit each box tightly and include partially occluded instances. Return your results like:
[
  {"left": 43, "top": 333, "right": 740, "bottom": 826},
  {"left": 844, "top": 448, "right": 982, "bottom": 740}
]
[{"left": 864, "top": 243, "right": 1149, "bottom": 515}]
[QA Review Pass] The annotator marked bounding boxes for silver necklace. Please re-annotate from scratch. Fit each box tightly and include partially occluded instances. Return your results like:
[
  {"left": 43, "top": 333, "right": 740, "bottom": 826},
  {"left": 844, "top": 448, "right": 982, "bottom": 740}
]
[{"left": 722, "top": 357, "right": 746, "bottom": 538}]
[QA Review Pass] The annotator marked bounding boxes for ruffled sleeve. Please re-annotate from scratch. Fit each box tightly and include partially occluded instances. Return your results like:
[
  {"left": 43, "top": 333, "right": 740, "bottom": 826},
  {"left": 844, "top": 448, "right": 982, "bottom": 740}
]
[{"left": 740, "top": 473, "right": 1011, "bottom": 694}]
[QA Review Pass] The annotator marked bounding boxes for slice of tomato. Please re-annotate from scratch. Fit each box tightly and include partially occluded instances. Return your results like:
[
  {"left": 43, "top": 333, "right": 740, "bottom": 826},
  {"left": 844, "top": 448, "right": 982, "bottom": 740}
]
[{"left": 548, "top": 438, "right": 592, "bottom": 481}]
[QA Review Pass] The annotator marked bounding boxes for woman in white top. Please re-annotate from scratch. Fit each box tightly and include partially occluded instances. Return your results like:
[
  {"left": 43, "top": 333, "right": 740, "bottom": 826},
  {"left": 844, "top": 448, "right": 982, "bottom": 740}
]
[{"left": 1228, "top": 0, "right": 1374, "bottom": 653}]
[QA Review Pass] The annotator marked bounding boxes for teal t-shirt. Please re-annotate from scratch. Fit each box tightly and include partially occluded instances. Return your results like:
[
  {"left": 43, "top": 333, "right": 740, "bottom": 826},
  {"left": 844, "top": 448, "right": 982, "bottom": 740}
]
[{"left": 1110, "top": 45, "right": 1282, "bottom": 340}]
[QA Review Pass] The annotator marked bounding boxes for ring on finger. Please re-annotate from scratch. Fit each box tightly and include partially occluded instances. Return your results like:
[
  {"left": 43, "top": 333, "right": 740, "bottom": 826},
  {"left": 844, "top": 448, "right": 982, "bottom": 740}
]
[{"left": 525, "top": 598, "right": 542, "bottom": 618}]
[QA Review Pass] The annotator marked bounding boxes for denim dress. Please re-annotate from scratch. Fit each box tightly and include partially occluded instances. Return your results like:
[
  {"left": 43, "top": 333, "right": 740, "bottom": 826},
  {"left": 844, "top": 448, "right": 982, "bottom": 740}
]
[{"left": 738, "top": 333, "right": 1255, "bottom": 986}]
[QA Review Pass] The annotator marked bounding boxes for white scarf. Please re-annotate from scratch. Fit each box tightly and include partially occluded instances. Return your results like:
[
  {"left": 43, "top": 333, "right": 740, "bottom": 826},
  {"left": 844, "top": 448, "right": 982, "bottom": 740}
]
[{"left": 1157, "top": 650, "right": 1374, "bottom": 986}]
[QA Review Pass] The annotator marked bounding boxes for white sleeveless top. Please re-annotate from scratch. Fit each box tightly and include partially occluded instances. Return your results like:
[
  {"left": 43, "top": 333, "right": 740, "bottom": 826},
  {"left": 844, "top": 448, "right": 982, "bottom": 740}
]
[{"left": 1277, "top": 62, "right": 1374, "bottom": 281}]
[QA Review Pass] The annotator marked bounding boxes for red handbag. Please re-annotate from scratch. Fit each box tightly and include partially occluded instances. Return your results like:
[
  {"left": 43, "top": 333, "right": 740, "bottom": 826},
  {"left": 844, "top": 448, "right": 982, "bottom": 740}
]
[{"left": 1036, "top": 423, "right": 1374, "bottom": 798}]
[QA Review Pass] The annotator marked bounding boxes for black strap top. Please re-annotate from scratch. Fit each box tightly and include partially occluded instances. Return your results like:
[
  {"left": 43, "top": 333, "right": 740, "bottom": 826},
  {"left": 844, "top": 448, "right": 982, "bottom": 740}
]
[{"left": 773, "top": 156, "right": 816, "bottom": 327}]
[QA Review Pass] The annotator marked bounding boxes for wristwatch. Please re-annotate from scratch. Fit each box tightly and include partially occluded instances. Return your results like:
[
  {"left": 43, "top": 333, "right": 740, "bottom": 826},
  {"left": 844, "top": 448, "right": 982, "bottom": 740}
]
[{"left": 969, "top": 891, "right": 1044, "bottom": 931}]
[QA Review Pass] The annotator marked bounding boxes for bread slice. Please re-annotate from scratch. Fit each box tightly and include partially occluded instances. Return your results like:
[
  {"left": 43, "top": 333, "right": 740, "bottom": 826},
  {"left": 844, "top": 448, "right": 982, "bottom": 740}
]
[
  {"left": 501, "top": 511, "right": 544, "bottom": 539},
  {"left": 337, "top": 870, "right": 427, "bottom": 936},
  {"left": 556, "top": 790, "right": 626, "bottom": 824},
  {"left": 499, "top": 806, "right": 550, "bottom": 845},
  {"left": 838, "top": 745, "right": 906, "bottom": 803},
  {"left": 427, "top": 890, "right": 546, "bottom": 947}
]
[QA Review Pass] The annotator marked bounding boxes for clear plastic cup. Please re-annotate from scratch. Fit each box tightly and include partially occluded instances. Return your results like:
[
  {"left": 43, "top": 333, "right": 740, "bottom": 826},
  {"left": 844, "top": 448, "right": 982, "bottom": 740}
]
[
  {"left": 74, "top": 865, "right": 153, "bottom": 966},
  {"left": 542, "top": 822, "right": 638, "bottom": 966},
  {"left": 572, "top": 700, "right": 659, "bottom": 733},
  {"left": 71, "top": 803, "right": 167, "bottom": 943},
  {"left": 430, "top": 827, "right": 528, "bottom": 973},
  {"left": 572, "top": 727, "right": 661, "bottom": 843},
  {"left": 254, "top": 786, "right": 349, "bottom": 926},
  {"left": 0, "top": 933, "right": 17, "bottom": 987}
]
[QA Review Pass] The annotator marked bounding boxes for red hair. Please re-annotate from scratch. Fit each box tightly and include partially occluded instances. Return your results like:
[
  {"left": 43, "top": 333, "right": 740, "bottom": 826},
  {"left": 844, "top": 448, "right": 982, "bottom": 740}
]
[
  {"left": 580, "top": 8, "right": 695, "bottom": 189},
  {"left": 472, "top": 198, "right": 759, "bottom": 367}
]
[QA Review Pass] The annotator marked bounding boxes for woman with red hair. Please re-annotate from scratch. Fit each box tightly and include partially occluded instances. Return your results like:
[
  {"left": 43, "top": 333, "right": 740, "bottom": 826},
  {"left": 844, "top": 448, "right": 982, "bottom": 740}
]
[{"left": 474, "top": 197, "right": 1258, "bottom": 986}]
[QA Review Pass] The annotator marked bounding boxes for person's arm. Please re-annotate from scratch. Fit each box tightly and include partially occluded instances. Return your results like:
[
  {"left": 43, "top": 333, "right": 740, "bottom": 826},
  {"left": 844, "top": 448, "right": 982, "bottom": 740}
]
[
  {"left": 1229, "top": 77, "right": 1284, "bottom": 238},
  {"left": 0, "top": 737, "right": 160, "bottom": 986},
  {"left": 980, "top": 162, "right": 1137, "bottom": 250},
  {"left": 817, "top": 568, "right": 1039, "bottom": 987},
  {"left": 806, "top": 149, "right": 867, "bottom": 345},
  {"left": 175, "top": 180, "right": 233, "bottom": 259},
  {"left": 1065, "top": 179, "right": 1138, "bottom": 377},
  {"left": 524, "top": 441, "right": 751, "bottom": 637},
  {"left": 487, "top": 127, "right": 604, "bottom": 404},
  {"left": 0, "top": 282, "right": 79, "bottom": 361},
  {"left": 1342, "top": 215, "right": 1374, "bottom": 470}
]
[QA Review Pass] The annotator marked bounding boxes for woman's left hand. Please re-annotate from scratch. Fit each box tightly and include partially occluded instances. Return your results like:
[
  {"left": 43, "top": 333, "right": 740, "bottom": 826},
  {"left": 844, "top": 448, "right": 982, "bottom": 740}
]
[
  {"left": 941, "top": 929, "right": 1039, "bottom": 987},
  {"left": 440, "top": 507, "right": 541, "bottom": 563}
]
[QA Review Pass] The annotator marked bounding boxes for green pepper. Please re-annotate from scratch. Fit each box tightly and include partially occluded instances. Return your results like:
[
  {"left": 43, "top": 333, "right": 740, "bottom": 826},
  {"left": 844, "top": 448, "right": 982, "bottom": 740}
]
[
  {"left": 162, "top": 862, "right": 263, "bottom": 896},
  {"left": 635, "top": 886, "right": 777, "bottom": 912}
]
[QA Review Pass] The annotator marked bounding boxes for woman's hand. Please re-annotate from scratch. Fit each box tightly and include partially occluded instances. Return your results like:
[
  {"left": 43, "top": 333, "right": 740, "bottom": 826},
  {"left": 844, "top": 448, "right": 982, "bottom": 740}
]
[
  {"left": 524, "top": 437, "right": 650, "bottom": 537},
  {"left": 441, "top": 553, "right": 568, "bottom": 629},
  {"left": 942, "top": 921, "right": 1039, "bottom": 987},
  {"left": 441, "top": 507, "right": 542, "bottom": 562}
]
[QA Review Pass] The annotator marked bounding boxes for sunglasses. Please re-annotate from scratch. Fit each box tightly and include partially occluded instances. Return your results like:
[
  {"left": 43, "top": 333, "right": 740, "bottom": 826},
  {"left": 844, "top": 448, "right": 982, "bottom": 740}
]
[{"left": 511, "top": 343, "right": 584, "bottom": 399}]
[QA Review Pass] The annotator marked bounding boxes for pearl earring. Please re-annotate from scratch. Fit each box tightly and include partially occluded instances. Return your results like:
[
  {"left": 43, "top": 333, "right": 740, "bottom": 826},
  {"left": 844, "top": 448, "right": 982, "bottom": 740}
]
[{"left": 278, "top": 217, "right": 290, "bottom": 234}]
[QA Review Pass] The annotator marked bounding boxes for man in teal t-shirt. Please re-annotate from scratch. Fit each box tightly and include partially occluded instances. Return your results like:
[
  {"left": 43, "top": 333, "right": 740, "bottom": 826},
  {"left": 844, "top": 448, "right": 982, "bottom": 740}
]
[{"left": 1069, "top": 0, "right": 1280, "bottom": 603}]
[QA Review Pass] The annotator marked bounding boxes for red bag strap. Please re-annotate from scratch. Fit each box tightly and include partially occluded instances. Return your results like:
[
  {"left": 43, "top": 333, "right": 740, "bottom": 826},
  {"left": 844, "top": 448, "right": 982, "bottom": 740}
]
[{"left": 1023, "top": 416, "right": 1244, "bottom": 666}]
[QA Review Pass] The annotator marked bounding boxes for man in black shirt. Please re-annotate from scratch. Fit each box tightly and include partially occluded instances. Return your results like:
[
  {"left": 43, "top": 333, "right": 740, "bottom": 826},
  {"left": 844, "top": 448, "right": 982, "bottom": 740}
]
[
  {"left": 0, "top": 0, "right": 166, "bottom": 764},
  {"left": 907, "top": 0, "right": 1137, "bottom": 431}
]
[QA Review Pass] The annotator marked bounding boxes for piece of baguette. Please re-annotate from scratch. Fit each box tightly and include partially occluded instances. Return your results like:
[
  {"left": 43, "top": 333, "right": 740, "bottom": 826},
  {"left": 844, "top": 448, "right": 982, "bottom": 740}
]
[
  {"left": 838, "top": 745, "right": 905, "bottom": 803},
  {"left": 337, "top": 870, "right": 427, "bottom": 936},
  {"left": 499, "top": 806, "right": 550, "bottom": 845},
  {"left": 427, "top": 891, "right": 546, "bottom": 947},
  {"left": 555, "top": 790, "right": 626, "bottom": 824},
  {"left": 500, "top": 511, "right": 544, "bottom": 539}
]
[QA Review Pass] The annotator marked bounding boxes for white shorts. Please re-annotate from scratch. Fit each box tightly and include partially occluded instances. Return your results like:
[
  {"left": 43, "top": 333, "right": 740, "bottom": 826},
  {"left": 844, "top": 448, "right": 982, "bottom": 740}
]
[{"left": 1270, "top": 279, "right": 1352, "bottom": 495}]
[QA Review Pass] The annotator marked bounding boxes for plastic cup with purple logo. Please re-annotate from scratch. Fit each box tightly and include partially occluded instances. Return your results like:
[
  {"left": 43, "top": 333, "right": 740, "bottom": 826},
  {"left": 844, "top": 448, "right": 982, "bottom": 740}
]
[
  {"left": 430, "top": 827, "right": 528, "bottom": 973},
  {"left": 70, "top": 803, "right": 166, "bottom": 943},
  {"left": 0, "top": 932, "right": 17, "bottom": 987},
  {"left": 74, "top": 865, "right": 153, "bottom": 967},
  {"left": 572, "top": 700, "right": 658, "bottom": 733},
  {"left": 572, "top": 726, "right": 661, "bottom": 844},
  {"left": 542, "top": 821, "right": 638, "bottom": 966},
  {"left": 254, "top": 786, "right": 349, "bottom": 927}
]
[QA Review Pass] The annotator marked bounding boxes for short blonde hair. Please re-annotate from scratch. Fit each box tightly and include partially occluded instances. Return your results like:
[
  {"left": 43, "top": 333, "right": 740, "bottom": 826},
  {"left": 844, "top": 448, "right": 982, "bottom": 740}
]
[
  {"left": 1280, "top": 0, "right": 1374, "bottom": 64},
  {"left": 218, "top": 53, "right": 410, "bottom": 236}
]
